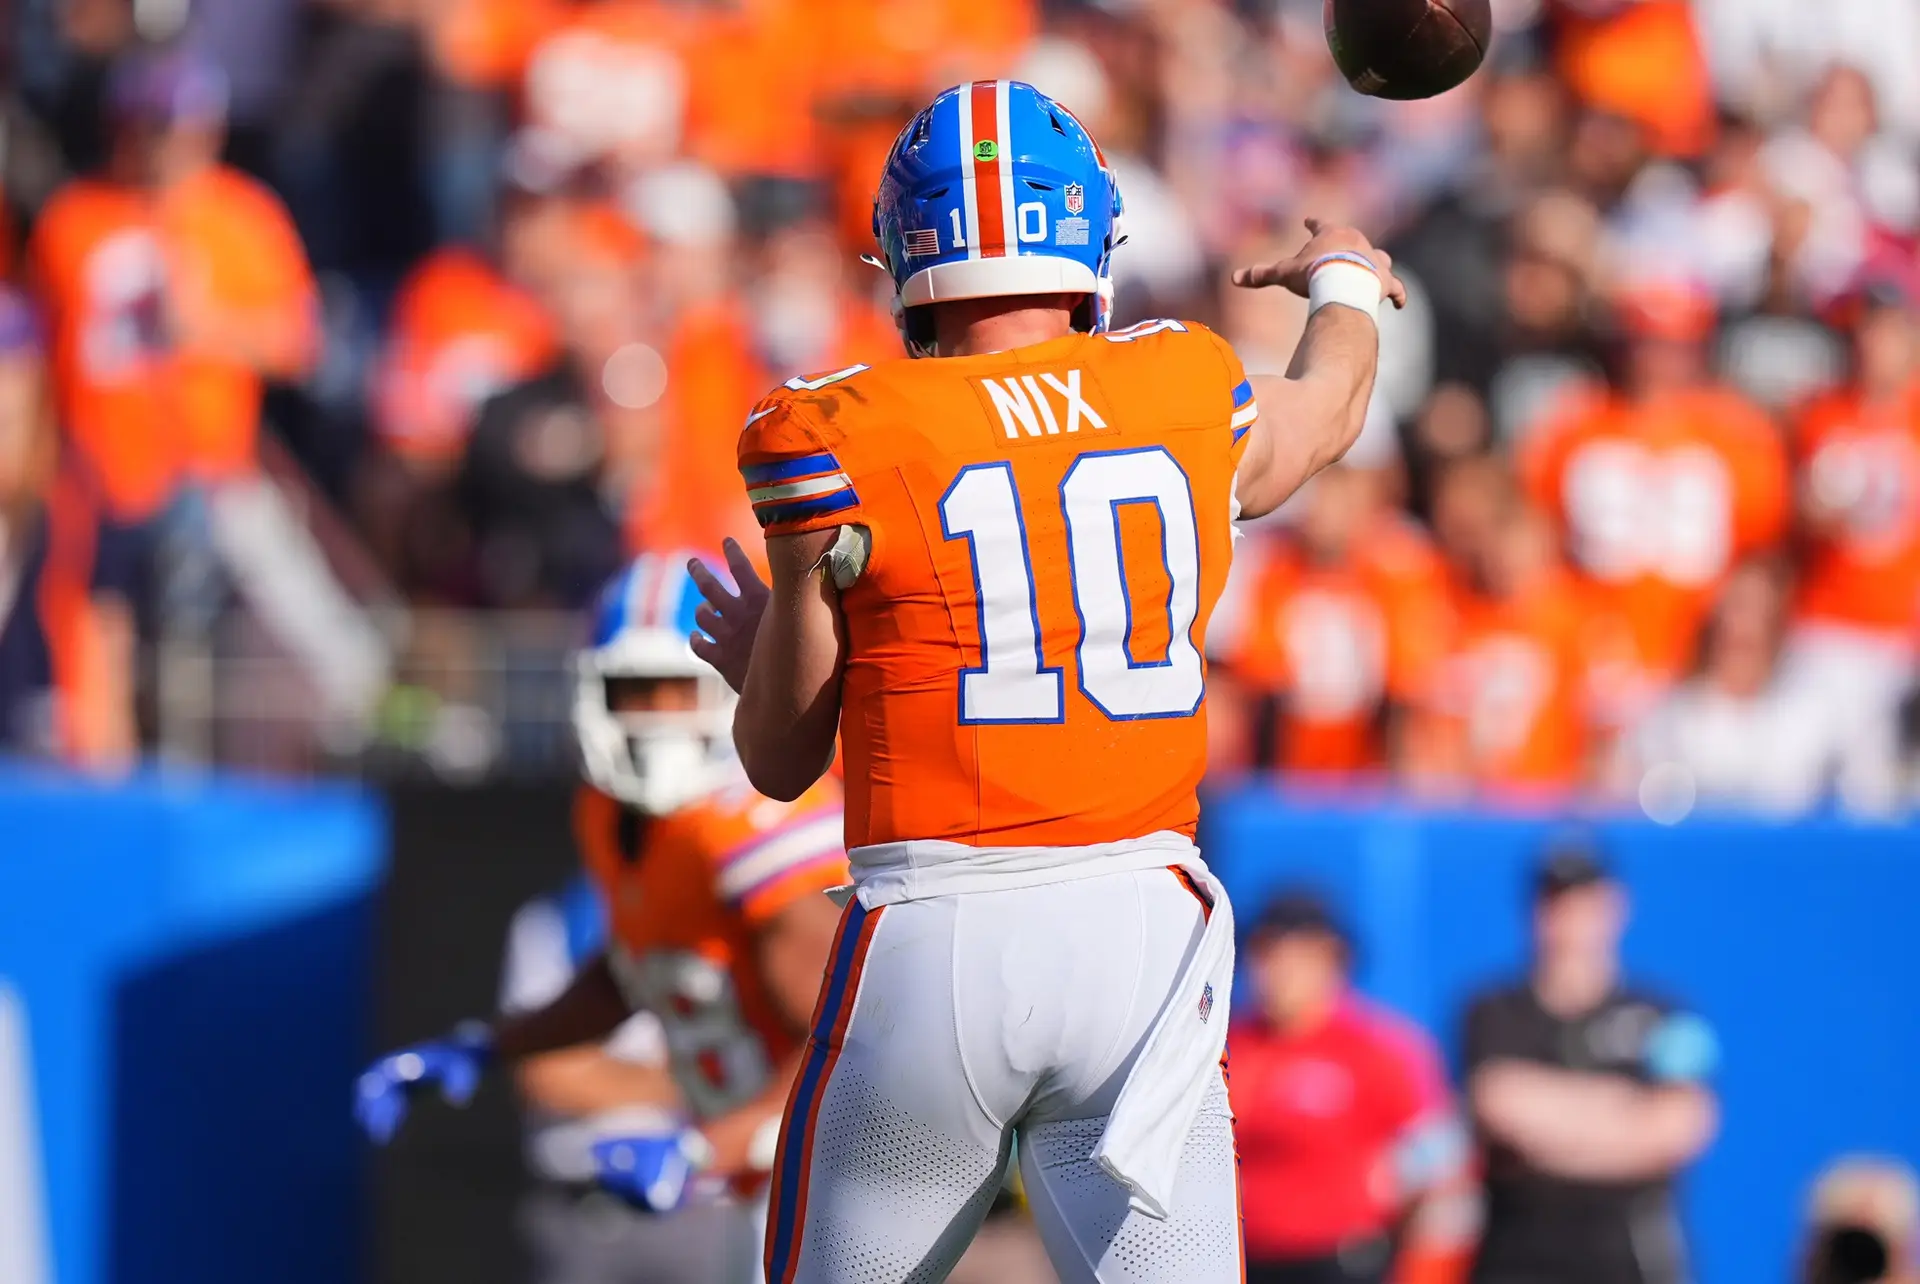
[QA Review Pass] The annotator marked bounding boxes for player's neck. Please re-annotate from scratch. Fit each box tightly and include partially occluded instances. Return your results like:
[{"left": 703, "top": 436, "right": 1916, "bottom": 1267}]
[{"left": 932, "top": 295, "right": 1078, "bottom": 358}]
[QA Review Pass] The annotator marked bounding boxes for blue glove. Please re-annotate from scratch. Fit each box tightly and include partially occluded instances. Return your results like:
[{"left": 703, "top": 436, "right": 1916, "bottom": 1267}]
[
  {"left": 354, "top": 1022, "right": 493, "bottom": 1144},
  {"left": 590, "top": 1129, "right": 713, "bottom": 1213}
]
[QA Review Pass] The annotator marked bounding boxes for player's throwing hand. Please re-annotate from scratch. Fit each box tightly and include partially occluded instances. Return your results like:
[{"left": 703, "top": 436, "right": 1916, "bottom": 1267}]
[
  {"left": 1232, "top": 218, "right": 1409, "bottom": 310},
  {"left": 688, "top": 538, "right": 769, "bottom": 695}
]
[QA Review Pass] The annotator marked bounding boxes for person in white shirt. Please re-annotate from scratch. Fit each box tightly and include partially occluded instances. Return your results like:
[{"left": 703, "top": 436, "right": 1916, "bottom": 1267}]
[{"left": 1619, "top": 557, "right": 1904, "bottom": 820}]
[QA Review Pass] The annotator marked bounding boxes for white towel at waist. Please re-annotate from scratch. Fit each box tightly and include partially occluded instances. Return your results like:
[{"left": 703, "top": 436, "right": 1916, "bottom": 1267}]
[{"left": 842, "top": 831, "right": 1236, "bottom": 1221}]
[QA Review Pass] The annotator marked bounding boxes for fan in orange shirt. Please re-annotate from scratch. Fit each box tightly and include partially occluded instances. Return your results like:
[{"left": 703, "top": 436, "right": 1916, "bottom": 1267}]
[
  {"left": 1794, "top": 279, "right": 1920, "bottom": 644},
  {"left": 29, "top": 49, "right": 317, "bottom": 523},
  {"left": 1415, "top": 455, "right": 1593, "bottom": 796},
  {"left": 519, "top": 0, "right": 819, "bottom": 182},
  {"left": 370, "top": 167, "right": 568, "bottom": 469},
  {"left": 1786, "top": 274, "right": 1920, "bottom": 728},
  {"left": 1228, "top": 464, "right": 1450, "bottom": 777},
  {"left": 1520, "top": 282, "right": 1788, "bottom": 726}
]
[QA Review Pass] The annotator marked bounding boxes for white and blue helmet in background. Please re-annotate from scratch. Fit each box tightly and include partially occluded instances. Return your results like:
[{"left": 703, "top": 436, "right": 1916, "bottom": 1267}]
[
  {"left": 872, "top": 80, "right": 1124, "bottom": 355},
  {"left": 574, "top": 553, "right": 736, "bottom": 815}
]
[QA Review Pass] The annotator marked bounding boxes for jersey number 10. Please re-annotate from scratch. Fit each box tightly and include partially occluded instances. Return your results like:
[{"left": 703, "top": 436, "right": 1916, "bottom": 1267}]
[{"left": 939, "top": 446, "right": 1205, "bottom": 724}]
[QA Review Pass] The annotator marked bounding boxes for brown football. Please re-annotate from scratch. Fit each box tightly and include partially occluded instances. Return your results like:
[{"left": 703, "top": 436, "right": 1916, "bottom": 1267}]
[{"left": 1324, "top": 0, "right": 1492, "bottom": 100}]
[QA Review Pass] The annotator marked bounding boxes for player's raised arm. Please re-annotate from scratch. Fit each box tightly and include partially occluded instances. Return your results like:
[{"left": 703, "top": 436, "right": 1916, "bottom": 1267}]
[
  {"left": 1232, "top": 220, "right": 1406, "bottom": 519},
  {"left": 691, "top": 533, "right": 846, "bottom": 801}
]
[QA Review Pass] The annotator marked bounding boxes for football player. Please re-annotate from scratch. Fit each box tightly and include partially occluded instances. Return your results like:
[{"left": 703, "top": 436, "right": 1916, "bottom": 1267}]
[
  {"left": 689, "top": 81, "right": 1403, "bottom": 1284},
  {"left": 356, "top": 553, "right": 846, "bottom": 1282}
]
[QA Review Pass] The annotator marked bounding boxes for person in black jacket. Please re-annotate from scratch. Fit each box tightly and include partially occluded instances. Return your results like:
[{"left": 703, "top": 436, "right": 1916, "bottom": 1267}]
[{"left": 1462, "top": 843, "right": 1720, "bottom": 1284}]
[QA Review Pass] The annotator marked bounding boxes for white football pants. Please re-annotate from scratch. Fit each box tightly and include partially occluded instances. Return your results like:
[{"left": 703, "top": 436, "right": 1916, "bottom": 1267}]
[{"left": 762, "top": 866, "right": 1243, "bottom": 1284}]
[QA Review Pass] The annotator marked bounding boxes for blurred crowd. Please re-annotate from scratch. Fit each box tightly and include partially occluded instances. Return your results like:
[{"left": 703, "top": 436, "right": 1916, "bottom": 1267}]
[{"left": 2, "top": 0, "right": 1920, "bottom": 818}]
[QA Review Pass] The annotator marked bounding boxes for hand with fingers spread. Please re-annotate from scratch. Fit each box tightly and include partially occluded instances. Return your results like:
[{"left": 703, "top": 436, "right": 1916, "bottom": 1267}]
[
  {"left": 1231, "top": 218, "right": 1408, "bottom": 310},
  {"left": 688, "top": 538, "right": 770, "bottom": 695}
]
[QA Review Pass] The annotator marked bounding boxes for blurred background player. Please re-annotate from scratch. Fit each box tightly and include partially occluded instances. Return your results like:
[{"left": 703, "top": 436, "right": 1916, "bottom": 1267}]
[
  {"left": 496, "top": 870, "right": 736, "bottom": 1284},
  {"left": 694, "top": 78, "right": 1404, "bottom": 1284},
  {"left": 1230, "top": 890, "right": 1474, "bottom": 1284},
  {"left": 1461, "top": 843, "right": 1719, "bottom": 1284},
  {"left": 355, "top": 552, "right": 847, "bottom": 1284}
]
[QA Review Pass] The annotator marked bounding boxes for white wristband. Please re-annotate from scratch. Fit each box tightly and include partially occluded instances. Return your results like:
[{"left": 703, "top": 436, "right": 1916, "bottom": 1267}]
[{"left": 1307, "top": 254, "right": 1382, "bottom": 324}]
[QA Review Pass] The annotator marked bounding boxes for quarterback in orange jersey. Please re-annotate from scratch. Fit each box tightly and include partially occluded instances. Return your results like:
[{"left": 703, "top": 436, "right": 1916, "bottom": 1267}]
[
  {"left": 356, "top": 555, "right": 845, "bottom": 1283},
  {"left": 689, "top": 82, "right": 1403, "bottom": 1284},
  {"left": 1227, "top": 464, "right": 1451, "bottom": 775},
  {"left": 1519, "top": 284, "right": 1788, "bottom": 721}
]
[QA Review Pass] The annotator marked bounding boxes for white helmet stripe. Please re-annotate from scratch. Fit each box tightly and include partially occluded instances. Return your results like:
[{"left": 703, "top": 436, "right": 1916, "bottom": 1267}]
[
  {"left": 996, "top": 79, "right": 1017, "bottom": 255},
  {"left": 957, "top": 85, "right": 981, "bottom": 261}
]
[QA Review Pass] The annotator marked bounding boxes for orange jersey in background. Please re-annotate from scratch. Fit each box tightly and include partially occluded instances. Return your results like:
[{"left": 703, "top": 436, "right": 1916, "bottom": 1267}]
[
  {"left": 1521, "top": 387, "right": 1789, "bottom": 685},
  {"left": 1792, "top": 385, "right": 1920, "bottom": 638},
  {"left": 575, "top": 777, "right": 845, "bottom": 1119},
  {"left": 523, "top": 0, "right": 818, "bottom": 179},
  {"left": 1230, "top": 524, "right": 1450, "bottom": 774},
  {"left": 1420, "top": 571, "right": 1591, "bottom": 792},
  {"left": 31, "top": 180, "right": 182, "bottom": 519},
  {"left": 738, "top": 319, "right": 1252, "bottom": 849},
  {"left": 373, "top": 247, "right": 558, "bottom": 465},
  {"left": 30, "top": 168, "right": 315, "bottom": 519},
  {"left": 156, "top": 166, "right": 318, "bottom": 481}
]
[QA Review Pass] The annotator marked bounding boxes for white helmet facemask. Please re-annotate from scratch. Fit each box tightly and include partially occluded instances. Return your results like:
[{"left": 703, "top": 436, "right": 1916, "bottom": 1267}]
[{"left": 573, "top": 628, "right": 737, "bottom": 815}]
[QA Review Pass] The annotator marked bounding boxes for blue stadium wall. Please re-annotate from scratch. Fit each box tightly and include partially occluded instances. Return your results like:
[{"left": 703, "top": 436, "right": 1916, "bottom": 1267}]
[
  {"left": 0, "top": 767, "right": 385, "bottom": 1284},
  {"left": 1206, "top": 784, "right": 1920, "bottom": 1284},
  {"left": 0, "top": 767, "right": 1914, "bottom": 1284}
]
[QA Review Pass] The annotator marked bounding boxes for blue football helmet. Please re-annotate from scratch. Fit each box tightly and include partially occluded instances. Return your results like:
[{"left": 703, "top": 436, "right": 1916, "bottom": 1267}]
[
  {"left": 574, "top": 553, "right": 736, "bottom": 814},
  {"left": 872, "top": 80, "right": 1125, "bottom": 356}
]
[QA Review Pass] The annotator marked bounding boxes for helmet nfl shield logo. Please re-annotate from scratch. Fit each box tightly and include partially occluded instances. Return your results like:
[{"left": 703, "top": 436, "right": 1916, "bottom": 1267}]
[{"left": 1064, "top": 182, "right": 1085, "bottom": 215}]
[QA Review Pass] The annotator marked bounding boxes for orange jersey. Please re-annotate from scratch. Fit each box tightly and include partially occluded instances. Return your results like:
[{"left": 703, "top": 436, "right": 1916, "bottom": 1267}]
[
  {"left": 523, "top": 0, "right": 819, "bottom": 178},
  {"left": 1792, "top": 385, "right": 1920, "bottom": 636},
  {"left": 372, "top": 247, "right": 557, "bottom": 464},
  {"left": 31, "top": 180, "right": 181, "bottom": 519},
  {"left": 1521, "top": 386, "right": 1788, "bottom": 681},
  {"left": 1421, "top": 572, "right": 1591, "bottom": 792},
  {"left": 30, "top": 169, "right": 315, "bottom": 518},
  {"left": 737, "top": 319, "right": 1253, "bottom": 849},
  {"left": 1229, "top": 523, "right": 1449, "bottom": 774},
  {"left": 575, "top": 777, "right": 845, "bottom": 1119}
]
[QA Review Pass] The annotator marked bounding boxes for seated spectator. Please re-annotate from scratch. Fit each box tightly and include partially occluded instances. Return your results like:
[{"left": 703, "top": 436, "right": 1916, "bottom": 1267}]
[
  {"left": 1519, "top": 279, "right": 1789, "bottom": 726},
  {"left": 1408, "top": 455, "right": 1593, "bottom": 796},
  {"left": 28, "top": 46, "right": 317, "bottom": 526},
  {"left": 1463, "top": 844, "right": 1719, "bottom": 1284},
  {"left": 1230, "top": 890, "right": 1473, "bottom": 1284},
  {"left": 0, "top": 288, "right": 138, "bottom": 767},
  {"left": 1225, "top": 463, "right": 1451, "bottom": 779},
  {"left": 368, "top": 150, "right": 564, "bottom": 473},
  {"left": 1788, "top": 270, "right": 1920, "bottom": 733},
  {"left": 1618, "top": 556, "right": 1904, "bottom": 818},
  {"left": 1800, "top": 1156, "right": 1920, "bottom": 1284},
  {"left": 457, "top": 223, "right": 644, "bottom": 611}
]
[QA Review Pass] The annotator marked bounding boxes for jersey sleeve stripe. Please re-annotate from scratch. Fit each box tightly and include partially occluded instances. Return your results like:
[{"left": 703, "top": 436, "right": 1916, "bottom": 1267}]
[
  {"left": 755, "top": 489, "right": 860, "bottom": 529},
  {"left": 748, "top": 472, "right": 854, "bottom": 505},
  {"left": 1231, "top": 379, "right": 1254, "bottom": 409},
  {"left": 742, "top": 452, "right": 843, "bottom": 486},
  {"left": 716, "top": 814, "right": 845, "bottom": 901},
  {"left": 1230, "top": 403, "right": 1259, "bottom": 430}
]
